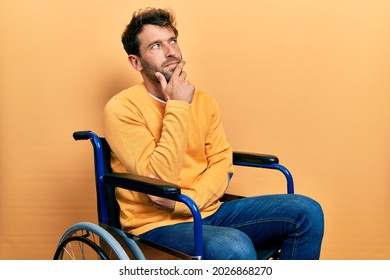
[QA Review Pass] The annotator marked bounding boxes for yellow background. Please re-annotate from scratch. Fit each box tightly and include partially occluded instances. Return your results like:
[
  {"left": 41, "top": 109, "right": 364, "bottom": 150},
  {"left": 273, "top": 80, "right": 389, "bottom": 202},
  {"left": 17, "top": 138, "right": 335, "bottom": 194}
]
[{"left": 1, "top": 0, "right": 389, "bottom": 259}]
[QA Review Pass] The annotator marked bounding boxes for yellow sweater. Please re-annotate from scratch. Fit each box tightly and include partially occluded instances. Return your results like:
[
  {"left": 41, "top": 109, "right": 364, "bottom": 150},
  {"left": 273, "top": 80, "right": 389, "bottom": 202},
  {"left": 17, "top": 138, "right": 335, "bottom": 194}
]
[{"left": 103, "top": 83, "right": 233, "bottom": 235}]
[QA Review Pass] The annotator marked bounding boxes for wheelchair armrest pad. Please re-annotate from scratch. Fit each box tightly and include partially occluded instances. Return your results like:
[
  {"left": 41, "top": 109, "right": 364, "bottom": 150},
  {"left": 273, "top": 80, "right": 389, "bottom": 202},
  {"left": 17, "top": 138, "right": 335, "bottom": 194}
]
[
  {"left": 103, "top": 173, "right": 181, "bottom": 200},
  {"left": 233, "top": 151, "right": 279, "bottom": 165}
]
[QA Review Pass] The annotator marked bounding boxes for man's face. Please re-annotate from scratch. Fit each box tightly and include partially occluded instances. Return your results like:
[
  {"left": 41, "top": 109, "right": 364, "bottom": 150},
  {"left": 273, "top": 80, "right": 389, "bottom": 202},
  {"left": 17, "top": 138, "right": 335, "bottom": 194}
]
[{"left": 136, "top": 24, "right": 182, "bottom": 83}]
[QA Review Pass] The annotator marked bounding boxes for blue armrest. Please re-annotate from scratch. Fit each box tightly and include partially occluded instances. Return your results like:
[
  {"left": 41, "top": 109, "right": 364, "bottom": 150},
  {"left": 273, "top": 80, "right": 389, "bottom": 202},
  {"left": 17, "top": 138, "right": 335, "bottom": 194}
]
[
  {"left": 233, "top": 151, "right": 278, "bottom": 165},
  {"left": 103, "top": 173, "right": 181, "bottom": 200},
  {"left": 233, "top": 151, "right": 294, "bottom": 194}
]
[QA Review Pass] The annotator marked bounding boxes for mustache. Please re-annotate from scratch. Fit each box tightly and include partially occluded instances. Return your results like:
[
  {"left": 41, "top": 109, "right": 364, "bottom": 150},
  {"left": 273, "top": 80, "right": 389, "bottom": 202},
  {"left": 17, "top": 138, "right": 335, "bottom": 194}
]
[{"left": 162, "top": 57, "right": 181, "bottom": 68}]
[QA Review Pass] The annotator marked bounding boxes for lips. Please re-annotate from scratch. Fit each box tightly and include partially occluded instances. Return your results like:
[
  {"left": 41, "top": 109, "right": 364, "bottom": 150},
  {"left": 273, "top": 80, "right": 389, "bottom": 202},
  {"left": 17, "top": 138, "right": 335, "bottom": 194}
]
[{"left": 163, "top": 59, "right": 180, "bottom": 68}]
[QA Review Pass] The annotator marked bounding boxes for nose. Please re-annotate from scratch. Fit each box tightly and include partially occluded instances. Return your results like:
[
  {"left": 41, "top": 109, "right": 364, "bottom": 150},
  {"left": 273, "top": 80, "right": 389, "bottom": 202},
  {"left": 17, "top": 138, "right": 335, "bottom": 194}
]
[{"left": 164, "top": 42, "right": 177, "bottom": 57}]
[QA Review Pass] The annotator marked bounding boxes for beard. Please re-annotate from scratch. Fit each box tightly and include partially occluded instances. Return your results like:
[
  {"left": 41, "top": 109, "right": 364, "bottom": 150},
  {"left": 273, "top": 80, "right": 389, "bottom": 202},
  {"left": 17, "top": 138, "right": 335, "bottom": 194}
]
[{"left": 140, "top": 56, "right": 181, "bottom": 83}]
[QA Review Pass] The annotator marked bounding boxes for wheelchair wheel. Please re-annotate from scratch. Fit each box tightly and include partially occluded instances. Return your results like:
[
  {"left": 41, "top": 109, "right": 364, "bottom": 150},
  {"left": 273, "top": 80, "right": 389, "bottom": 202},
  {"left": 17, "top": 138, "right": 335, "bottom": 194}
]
[{"left": 54, "top": 222, "right": 130, "bottom": 260}]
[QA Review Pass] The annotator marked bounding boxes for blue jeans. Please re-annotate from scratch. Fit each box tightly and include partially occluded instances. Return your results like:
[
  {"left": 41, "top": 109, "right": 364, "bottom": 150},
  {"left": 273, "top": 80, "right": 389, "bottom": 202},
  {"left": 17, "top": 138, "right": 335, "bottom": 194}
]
[{"left": 140, "top": 194, "right": 324, "bottom": 260}]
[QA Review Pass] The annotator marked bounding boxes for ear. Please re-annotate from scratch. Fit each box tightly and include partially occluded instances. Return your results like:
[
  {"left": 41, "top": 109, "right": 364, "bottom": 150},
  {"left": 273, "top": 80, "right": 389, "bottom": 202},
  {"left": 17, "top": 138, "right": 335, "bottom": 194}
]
[{"left": 128, "top": 55, "right": 142, "bottom": 71}]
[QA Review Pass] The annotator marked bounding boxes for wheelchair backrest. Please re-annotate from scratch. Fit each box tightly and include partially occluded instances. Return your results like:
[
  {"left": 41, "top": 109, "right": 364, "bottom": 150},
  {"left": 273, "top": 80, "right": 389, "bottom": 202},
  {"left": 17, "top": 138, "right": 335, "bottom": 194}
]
[
  {"left": 73, "top": 131, "right": 121, "bottom": 228},
  {"left": 99, "top": 138, "right": 121, "bottom": 228}
]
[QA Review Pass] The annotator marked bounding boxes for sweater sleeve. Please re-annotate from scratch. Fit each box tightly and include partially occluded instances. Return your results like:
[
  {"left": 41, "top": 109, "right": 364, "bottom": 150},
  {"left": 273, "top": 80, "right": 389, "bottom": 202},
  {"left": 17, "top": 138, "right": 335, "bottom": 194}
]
[
  {"left": 173, "top": 99, "right": 234, "bottom": 215},
  {"left": 104, "top": 95, "right": 191, "bottom": 183}
]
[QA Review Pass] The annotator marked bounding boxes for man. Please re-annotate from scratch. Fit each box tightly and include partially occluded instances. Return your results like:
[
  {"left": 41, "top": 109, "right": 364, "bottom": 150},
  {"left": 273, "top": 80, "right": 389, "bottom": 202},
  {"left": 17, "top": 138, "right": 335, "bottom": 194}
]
[{"left": 103, "top": 7, "right": 324, "bottom": 259}]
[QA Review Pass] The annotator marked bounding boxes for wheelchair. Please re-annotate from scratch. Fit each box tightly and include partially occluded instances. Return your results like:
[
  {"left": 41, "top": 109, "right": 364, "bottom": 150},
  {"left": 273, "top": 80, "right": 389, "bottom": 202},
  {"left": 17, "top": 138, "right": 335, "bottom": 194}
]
[{"left": 53, "top": 130, "right": 295, "bottom": 260}]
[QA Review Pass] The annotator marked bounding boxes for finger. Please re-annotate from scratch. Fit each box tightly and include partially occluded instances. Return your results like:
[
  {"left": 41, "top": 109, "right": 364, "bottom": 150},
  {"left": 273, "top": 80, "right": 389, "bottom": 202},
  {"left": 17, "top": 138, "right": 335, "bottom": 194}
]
[
  {"left": 155, "top": 72, "right": 167, "bottom": 89},
  {"left": 172, "top": 60, "right": 186, "bottom": 77},
  {"left": 147, "top": 194, "right": 158, "bottom": 203},
  {"left": 180, "top": 71, "right": 187, "bottom": 80}
]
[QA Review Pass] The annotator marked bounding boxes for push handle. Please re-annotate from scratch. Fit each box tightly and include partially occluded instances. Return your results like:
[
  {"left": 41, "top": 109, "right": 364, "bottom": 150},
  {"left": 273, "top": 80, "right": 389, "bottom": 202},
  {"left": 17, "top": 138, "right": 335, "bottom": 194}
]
[{"left": 73, "top": 131, "right": 92, "bottom": 141}]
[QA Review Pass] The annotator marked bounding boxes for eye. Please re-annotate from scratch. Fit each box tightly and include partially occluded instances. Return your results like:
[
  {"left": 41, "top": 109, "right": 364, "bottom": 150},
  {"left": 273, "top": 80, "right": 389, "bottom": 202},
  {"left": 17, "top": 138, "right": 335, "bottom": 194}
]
[
  {"left": 169, "top": 38, "right": 177, "bottom": 45},
  {"left": 151, "top": 43, "right": 161, "bottom": 50}
]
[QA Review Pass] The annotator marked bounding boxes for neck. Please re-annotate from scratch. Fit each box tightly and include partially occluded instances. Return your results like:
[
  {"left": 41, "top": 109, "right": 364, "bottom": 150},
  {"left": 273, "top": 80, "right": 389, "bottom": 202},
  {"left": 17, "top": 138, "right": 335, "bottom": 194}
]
[{"left": 142, "top": 75, "right": 167, "bottom": 101}]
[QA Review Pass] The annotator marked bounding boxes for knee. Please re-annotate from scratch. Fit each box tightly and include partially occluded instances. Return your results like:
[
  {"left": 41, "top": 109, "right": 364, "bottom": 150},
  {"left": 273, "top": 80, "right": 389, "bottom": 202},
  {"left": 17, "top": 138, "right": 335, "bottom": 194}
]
[
  {"left": 204, "top": 228, "right": 256, "bottom": 260},
  {"left": 291, "top": 195, "right": 324, "bottom": 237}
]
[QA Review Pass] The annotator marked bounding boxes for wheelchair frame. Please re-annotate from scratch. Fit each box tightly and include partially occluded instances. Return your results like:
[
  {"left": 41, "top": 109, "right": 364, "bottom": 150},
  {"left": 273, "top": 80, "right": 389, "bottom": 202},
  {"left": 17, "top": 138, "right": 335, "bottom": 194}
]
[{"left": 53, "top": 130, "right": 294, "bottom": 260}]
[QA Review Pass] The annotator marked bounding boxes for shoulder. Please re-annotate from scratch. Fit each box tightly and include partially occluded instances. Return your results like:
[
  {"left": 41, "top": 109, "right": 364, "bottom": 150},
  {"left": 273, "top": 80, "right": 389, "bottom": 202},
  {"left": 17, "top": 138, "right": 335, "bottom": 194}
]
[
  {"left": 107, "top": 84, "right": 147, "bottom": 105},
  {"left": 104, "top": 83, "right": 149, "bottom": 114},
  {"left": 193, "top": 89, "right": 218, "bottom": 104},
  {"left": 192, "top": 89, "right": 220, "bottom": 111}
]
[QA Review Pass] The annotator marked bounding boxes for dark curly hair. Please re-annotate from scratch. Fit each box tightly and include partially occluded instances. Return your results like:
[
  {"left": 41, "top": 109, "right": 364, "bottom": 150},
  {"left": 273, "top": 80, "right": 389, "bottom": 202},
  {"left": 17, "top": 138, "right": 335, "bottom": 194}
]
[{"left": 121, "top": 8, "right": 178, "bottom": 57}]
